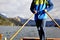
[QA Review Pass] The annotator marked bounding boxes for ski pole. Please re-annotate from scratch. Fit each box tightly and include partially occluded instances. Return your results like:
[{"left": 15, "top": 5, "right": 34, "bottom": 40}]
[
  {"left": 5, "top": 37, "right": 7, "bottom": 40},
  {"left": 10, "top": 14, "right": 34, "bottom": 40},
  {"left": 45, "top": 10, "right": 60, "bottom": 28}
]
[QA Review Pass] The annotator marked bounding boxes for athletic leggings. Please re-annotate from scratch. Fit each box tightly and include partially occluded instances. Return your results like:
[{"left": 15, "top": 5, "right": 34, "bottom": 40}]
[{"left": 35, "top": 19, "right": 46, "bottom": 40}]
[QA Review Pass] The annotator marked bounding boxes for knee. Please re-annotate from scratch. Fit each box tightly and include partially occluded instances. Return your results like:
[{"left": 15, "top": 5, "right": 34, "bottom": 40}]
[{"left": 37, "top": 27, "right": 41, "bottom": 31}]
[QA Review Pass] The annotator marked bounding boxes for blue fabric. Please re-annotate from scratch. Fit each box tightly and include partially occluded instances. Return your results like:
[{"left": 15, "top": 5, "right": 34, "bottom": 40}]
[
  {"left": 33, "top": 0, "right": 53, "bottom": 20},
  {"left": 45, "top": 0, "right": 53, "bottom": 12}
]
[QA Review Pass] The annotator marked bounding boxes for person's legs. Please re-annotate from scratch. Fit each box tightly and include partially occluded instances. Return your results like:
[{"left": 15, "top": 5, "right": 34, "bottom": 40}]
[{"left": 35, "top": 19, "right": 46, "bottom": 40}]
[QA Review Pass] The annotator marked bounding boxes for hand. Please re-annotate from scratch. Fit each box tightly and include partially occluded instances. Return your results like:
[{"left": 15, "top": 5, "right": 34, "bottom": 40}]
[
  {"left": 44, "top": 9, "right": 47, "bottom": 12},
  {"left": 33, "top": 10, "right": 37, "bottom": 14}
]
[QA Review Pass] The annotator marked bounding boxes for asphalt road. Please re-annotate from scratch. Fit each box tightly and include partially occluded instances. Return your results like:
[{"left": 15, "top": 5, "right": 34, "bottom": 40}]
[{"left": 0, "top": 26, "right": 60, "bottom": 40}]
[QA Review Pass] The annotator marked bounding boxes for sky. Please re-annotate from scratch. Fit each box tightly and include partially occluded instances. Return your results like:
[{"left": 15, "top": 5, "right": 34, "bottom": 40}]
[{"left": 0, "top": 0, "right": 60, "bottom": 20}]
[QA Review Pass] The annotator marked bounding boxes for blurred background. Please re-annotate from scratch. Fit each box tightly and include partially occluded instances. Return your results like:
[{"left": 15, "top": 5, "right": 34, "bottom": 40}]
[
  {"left": 0, "top": 0, "right": 60, "bottom": 26},
  {"left": 0, "top": 0, "right": 60, "bottom": 40}
]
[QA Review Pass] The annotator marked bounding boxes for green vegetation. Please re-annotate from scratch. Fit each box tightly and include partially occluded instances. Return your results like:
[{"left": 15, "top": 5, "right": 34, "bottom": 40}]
[
  {"left": 0, "top": 16, "right": 15, "bottom": 26},
  {"left": 8, "top": 18, "right": 23, "bottom": 26}
]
